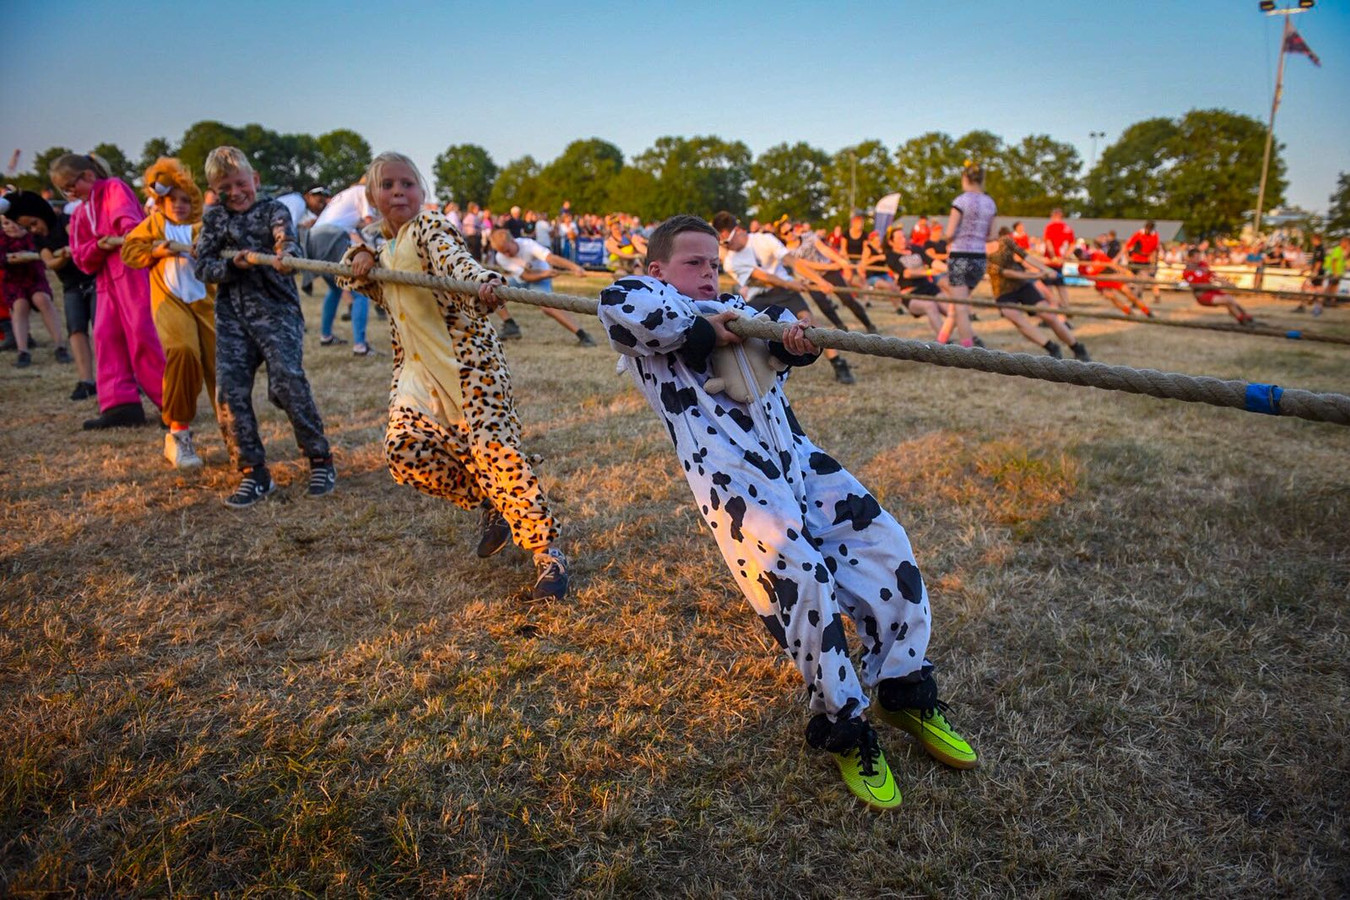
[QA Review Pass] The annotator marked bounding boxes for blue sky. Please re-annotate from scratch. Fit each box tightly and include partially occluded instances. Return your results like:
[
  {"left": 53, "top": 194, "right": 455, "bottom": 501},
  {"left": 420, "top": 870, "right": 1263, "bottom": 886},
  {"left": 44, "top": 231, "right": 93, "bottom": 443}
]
[{"left": 4, "top": 0, "right": 1347, "bottom": 212}]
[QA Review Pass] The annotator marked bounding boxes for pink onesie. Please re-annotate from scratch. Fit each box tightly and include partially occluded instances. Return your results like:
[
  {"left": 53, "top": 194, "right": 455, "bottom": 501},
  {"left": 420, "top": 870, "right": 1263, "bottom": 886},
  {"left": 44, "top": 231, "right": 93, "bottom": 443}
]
[{"left": 69, "top": 179, "right": 165, "bottom": 411}]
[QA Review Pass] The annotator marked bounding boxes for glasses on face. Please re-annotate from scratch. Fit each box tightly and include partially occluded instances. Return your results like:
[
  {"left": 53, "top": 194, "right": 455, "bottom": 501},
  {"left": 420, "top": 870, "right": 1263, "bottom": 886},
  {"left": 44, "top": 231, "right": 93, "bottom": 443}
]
[{"left": 719, "top": 226, "right": 739, "bottom": 247}]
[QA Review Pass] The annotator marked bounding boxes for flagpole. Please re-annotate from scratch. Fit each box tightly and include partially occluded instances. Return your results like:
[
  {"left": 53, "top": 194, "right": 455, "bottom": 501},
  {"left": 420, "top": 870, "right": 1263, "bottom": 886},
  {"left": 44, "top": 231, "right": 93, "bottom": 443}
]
[{"left": 1252, "top": 13, "right": 1290, "bottom": 238}]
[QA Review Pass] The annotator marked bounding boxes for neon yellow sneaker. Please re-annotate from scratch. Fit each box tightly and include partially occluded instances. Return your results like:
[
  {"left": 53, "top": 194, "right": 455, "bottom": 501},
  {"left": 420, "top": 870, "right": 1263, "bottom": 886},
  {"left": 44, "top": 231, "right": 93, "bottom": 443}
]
[
  {"left": 807, "top": 715, "right": 902, "bottom": 810},
  {"left": 874, "top": 702, "right": 978, "bottom": 770}
]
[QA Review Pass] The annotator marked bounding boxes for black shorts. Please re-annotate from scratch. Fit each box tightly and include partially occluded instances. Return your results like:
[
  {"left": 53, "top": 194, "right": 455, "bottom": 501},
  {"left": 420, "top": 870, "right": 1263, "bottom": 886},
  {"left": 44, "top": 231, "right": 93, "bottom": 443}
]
[
  {"left": 62, "top": 280, "right": 97, "bottom": 336},
  {"left": 748, "top": 287, "right": 808, "bottom": 317},
  {"left": 996, "top": 282, "right": 1043, "bottom": 308},
  {"left": 947, "top": 253, "right": 987, "bottom": 289}
]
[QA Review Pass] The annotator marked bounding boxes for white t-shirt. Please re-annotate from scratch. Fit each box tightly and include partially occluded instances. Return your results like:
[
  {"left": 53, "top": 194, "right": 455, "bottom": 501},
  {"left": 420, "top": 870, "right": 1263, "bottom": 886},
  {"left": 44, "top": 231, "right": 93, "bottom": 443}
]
[
  {"left": 724, "top": 232, "right": 791, "bottom": 299},
  {"left": 275, "top": 192, "right": 311, "bottom": 231},
  {"left": 313, "top": 183, "right": 372, "bottom": 231},
  {"left": 495, "top": 236, "right": 552, "bottom": 279},
  {"left": 535, "top": 218, "right": 552, "bottom": 247}
]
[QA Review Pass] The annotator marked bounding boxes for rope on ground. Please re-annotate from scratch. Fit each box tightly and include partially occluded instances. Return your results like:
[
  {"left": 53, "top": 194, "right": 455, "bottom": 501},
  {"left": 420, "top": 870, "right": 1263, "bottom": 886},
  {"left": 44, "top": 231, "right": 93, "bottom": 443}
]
[
  {"left": 824, "top": 281, "right": 1350, "bottom": 346},
  {"left": 232, "top": 251, "right": 1350, "bottom": 427}
]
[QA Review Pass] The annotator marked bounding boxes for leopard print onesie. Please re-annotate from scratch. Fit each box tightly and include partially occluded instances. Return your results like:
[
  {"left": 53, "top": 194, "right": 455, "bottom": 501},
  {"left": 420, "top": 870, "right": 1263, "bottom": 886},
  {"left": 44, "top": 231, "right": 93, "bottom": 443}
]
[{"left": 339, "top": 211, "right": 557, "bottom": 550}]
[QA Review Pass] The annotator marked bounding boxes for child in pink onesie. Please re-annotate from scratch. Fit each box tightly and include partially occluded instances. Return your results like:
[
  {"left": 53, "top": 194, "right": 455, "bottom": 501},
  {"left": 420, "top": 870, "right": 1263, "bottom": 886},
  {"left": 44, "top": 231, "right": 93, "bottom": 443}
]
[{"left": 51, "top": 153, "right": 166, "bottom": 430}]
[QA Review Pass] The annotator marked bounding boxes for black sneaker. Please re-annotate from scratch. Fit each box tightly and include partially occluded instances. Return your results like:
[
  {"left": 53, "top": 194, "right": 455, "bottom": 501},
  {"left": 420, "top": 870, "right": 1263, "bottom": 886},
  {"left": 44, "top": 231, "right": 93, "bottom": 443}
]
[
  {"left": 830, "top": 356, "right": 856, "bottom": 385},
  {"left": 70, "top": 380, "right": 97, "bottom": 401},
  {"left": 1043, "top": 340, "right": 1063, "bottom": 359},
  {"left": 476, "top": 502, "right": 511, "bottom": 558},
  {"left": 575, "top": 329, "right": 597, "bottom": 348},
  {"left": 498, "top": 319, "right": 523, "bottom": 341},
  {"left": 224, "top": 467, "right": 275, "bottom": 508},
  {"left": 307, "top": 458, "right": 337, "bottom": 497},
  {"left": 14, "top": 351, "right": 32, "bottom": 369},
  {"left": 55, "top": 346, "right": 73, "bottom": 364},
  {"left": 83, "top": 402, "right": 147, "bottom": 429},
  {"left": 972, "top": 337, "right": 986, "bottom": 349},
  {"left": 531, "top": 547, "right": 569, "bottom": 601},
  {"left": 1071, "top": 342, "right": 1091, "bottom": 362}
]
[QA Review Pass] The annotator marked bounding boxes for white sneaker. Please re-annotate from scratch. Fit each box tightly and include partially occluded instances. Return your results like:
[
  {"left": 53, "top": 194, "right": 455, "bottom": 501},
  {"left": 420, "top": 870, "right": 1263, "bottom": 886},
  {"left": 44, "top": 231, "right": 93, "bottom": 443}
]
[{"left": 165, "top": 429, "right": 203, "bottom": 469}]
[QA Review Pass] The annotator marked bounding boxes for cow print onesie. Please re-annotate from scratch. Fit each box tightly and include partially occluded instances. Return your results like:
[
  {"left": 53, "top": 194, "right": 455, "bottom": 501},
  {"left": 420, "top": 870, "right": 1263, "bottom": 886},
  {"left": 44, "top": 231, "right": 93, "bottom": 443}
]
[{"left": 599, "top": 276, "right": 933, "bottom": 721}]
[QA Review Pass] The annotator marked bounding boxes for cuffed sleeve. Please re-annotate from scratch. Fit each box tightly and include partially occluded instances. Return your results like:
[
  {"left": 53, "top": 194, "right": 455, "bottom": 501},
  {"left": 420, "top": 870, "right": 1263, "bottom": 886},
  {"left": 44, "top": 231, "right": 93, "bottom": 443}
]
[
  {"left": 193, "top": 209, "right": 236, "bottom": 284},
  {"left": 119, "top": 217, "right": 159, "bottom": 270},
  {"left": 597, "top": 275, "right": 714, "bottom": 358}
]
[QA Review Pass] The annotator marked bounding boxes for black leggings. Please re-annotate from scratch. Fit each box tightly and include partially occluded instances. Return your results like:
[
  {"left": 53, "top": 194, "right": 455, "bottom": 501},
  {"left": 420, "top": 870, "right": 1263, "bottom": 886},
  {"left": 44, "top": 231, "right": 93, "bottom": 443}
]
[{"left": 822, "top": 269, "right": 877, "bottom": 332}]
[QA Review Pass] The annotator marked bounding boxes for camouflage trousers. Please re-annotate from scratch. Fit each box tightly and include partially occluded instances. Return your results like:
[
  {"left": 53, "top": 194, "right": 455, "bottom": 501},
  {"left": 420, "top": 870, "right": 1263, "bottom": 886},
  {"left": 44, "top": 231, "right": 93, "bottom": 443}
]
[{"left": 215, "top": 291, "right": 329, "bottom": 470}]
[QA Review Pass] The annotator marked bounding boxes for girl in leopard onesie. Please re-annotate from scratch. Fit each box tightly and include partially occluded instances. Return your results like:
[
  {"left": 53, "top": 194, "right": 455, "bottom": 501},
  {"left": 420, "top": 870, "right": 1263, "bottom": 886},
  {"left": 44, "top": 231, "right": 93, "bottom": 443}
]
[{"left": 339, "top": 152, "right": 568, "bottom": 602}]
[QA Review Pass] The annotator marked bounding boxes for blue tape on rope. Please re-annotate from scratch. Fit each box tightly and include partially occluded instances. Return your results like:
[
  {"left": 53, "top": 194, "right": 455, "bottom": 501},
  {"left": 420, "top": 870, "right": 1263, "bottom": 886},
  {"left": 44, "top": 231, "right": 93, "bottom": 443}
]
[
  {"left": 1244, "top": 383, "right": 1284, "bottom": 415},
  {"left": 1285, "top": 331, "right": 1302, "bottom": 340}
]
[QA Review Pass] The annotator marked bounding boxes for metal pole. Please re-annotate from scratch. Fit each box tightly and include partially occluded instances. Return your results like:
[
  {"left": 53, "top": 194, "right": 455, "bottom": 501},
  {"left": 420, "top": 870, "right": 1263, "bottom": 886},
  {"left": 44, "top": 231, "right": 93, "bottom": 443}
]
[
  {"left": 1253, "top": 14, "right": 1290, "bottom": 238},
  {"left": 849, "top": 152, "right": 857, "bottom": 214}
]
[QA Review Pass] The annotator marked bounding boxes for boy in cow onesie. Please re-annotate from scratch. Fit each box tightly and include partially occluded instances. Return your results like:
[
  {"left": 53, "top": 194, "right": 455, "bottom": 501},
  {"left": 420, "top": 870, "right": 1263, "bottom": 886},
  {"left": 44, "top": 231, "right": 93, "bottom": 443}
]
[{"left": 598, "top": 215, "right": 977, "bottom": 811}]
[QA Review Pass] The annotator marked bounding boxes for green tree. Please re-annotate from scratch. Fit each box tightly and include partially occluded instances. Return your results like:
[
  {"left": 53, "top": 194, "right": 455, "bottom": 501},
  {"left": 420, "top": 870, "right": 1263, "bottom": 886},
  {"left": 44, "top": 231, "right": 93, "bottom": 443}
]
[
  {"left": 824, "top": 140, "right": 893, "bottom": 224},
  {"left": 433, "top": 144, "right": 497, "bottom": 206},
  {"left": 1167, "top": 109, "right": 1283, "bottom": 238},
  {"left": 1085, "top": 117, "right": 1179, "bottom": 218},
  {"left": 176, "top": 121, "right": 244, "bottom": 187},
  {"left": 605, "top": 166, "right": 660, "bottom": 216},
  {"left": 534, "top": 138, "right": 624, "bottom": 214},
  {"left": 1327, "top": 172, "right": 1350, "bottom": 236},
  {"left": 11, "top": 146, "right": 73, "bottom": 192},
  {"left": 952, "top": 130, "right": 1008, "bottom": 206},
  {"left": 313, "top": 129, "right": 371, "bottom": 191},
  {"left": 1001, "top": 134, "right": 1082, "bottom": 216},
  {"left": 748, "top": 141, "right": 830, "bottom": 222},
  {"left": 90, "top": 143, "right": 136, "bottom": 184},
  {"left": 893, "top": 131, "right": 962, "bottom": 216},
  {"left": 137, "top": 137, "right": 175, "bottom": 175},
  {"left": 631, "top": 135, "right": 751, "bottom": 219},
  {"left": 488, "top": 155, "right": 542, "bottom": 211}
]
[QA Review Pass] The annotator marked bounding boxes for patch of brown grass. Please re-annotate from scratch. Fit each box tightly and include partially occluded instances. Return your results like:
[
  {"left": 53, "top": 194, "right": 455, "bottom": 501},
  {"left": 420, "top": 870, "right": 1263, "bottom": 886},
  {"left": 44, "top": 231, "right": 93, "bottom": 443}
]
[{"left": 1, "top": 285, "right": 1348, "bottom": 897}]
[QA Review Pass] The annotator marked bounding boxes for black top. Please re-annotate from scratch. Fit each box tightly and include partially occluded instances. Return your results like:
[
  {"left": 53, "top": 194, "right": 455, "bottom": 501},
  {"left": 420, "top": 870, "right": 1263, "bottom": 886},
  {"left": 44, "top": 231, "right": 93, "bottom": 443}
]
[{"left": 34, "top": 217, "right": 95, "bottom": 290}]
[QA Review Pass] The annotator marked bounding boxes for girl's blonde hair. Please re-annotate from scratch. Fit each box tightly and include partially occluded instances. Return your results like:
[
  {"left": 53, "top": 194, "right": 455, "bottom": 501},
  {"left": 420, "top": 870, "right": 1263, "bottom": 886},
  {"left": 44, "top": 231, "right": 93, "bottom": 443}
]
[
  {"left": 962, "top": 159, "right": 985, "bottom": 187},
  {"left": 204, "top": 146, "right": 253, "bottom": 183},
  {"left": 364, "top": 151, "right": 426, "bottom": 237},
  {"left": 49, "top": 152, "right": 112, "bottom": 186}
]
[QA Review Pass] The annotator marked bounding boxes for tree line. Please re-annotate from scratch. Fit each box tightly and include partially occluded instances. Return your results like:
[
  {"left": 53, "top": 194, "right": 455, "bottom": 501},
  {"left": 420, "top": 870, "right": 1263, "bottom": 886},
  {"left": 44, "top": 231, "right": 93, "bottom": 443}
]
[{"left": 13, "top": 110, "right": 1346, "bottom": 238}]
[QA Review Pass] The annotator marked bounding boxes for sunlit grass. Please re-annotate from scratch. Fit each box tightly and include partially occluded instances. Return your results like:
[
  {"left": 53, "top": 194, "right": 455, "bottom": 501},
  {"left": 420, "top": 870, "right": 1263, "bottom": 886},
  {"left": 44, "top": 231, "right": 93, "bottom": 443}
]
[{"left": 1, "top": 284, "right": 1347, "bottom": 897}]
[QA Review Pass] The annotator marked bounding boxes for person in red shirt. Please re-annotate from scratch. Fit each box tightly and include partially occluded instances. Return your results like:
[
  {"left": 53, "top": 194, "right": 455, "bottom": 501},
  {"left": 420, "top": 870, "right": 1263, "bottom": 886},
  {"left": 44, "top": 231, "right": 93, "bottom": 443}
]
[
  {"left": 1081, "top": 239, "right": 1152, "bottom": 316},
  {"left": 1040, "top": 208, "right": 1073, "bottom": 309},
  {"left": 1011, "top": 221, "right": 1031, "bottom": 250},
  {"left": 1181, "top": 249, "right": 1252, "bottom": 324},
  {"left": 1124, "top": 220, "right": 1162, "bottom": 307},
  {"left": 909, "top": 214, "right": 930, "bottom": 248}
]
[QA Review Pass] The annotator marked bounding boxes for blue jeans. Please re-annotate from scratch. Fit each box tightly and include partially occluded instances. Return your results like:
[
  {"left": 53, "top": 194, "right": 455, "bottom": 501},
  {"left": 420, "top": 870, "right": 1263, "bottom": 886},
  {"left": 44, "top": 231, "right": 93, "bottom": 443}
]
[{"left": 320, "top": 276, "right": 369, "bottom": 345}]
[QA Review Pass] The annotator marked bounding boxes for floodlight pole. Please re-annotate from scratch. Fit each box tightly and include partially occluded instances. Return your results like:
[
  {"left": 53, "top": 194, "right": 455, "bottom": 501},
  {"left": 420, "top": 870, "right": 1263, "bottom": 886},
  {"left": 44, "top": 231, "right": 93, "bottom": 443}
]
[{"left": 1253, "top": 13, "right": 1291, "bottom": 237}]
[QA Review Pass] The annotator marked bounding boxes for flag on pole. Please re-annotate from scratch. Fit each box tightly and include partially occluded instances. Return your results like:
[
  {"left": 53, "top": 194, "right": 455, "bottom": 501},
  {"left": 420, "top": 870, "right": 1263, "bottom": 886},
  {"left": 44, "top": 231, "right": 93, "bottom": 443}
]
[
  {"left": 1284, "top": 28, "right": 1321, "bottom": 67},
  {"left": 873, "top": 192, "right": 901, "bottom": 238},
  {"left": 6, "top": 149, "right": 20, "bottom": 175}
]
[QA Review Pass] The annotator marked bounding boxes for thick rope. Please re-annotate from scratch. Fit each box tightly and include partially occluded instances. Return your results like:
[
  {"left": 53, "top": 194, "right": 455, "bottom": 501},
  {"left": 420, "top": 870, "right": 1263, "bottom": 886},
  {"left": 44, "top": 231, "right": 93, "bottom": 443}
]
[
  {"left": 822, "top": 281, "right": 1350, "bottom": 346},
  {"left": 229, "top": 250, "right": 1350, "bottom": 427}
]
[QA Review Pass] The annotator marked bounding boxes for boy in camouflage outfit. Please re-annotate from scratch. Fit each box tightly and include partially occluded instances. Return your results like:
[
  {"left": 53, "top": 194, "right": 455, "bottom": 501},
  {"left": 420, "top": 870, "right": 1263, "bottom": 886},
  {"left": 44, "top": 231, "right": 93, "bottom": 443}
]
[{"left": 194, "top": 146, "right": 334, "bottom": 508}]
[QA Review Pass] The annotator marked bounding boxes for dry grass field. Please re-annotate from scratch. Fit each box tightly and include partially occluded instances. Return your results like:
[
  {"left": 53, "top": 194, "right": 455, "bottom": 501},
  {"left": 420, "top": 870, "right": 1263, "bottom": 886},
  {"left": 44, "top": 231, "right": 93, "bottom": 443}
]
[{"left": 2, "top": 279, "right": 1348, "bottom": 898}]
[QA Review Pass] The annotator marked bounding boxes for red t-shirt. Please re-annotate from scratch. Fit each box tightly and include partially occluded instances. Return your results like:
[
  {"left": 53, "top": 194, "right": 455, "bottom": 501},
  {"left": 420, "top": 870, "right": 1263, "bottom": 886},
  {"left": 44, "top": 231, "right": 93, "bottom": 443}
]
[
  {"left": 1043, "top": 221, "right": 1074, "bottom": 268},
  {"left": 1085, "top": 249, "right": 1122, "bottom": 292},
  {"left": 1012, "top": 232, "right": 1031, "bottom": 250},
  {"left": 1126, "top": 230, "right": 1159, "bottom": 263},
  {"left": 910, "top": 223, "right": 930, "bottom": 247},
  {"left": 1182, "top": 262, "right": 1221, "bottom": 304}
]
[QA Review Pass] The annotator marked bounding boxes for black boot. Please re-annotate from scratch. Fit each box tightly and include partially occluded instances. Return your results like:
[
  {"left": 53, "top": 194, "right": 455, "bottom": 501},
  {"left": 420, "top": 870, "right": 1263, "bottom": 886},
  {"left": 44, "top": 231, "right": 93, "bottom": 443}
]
[
  {"left": 82, "top": 402, "right": 148, "bottom": 430},
  {"left": 830, "top": 356, "right": 856, "bottom": 385}
]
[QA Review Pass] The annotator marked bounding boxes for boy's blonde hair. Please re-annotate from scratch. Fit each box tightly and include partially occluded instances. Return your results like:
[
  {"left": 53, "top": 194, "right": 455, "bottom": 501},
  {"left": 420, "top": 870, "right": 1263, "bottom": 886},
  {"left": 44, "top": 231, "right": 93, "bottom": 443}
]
[
  {"left": 364, "top": 151, "right": 425, "bottom": 237},
  {"left": 49, "top": 152, "right": 112, "bottom": 185},
  {"left": 204, "top": 146, "right": 253, "bottom": 184}
]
